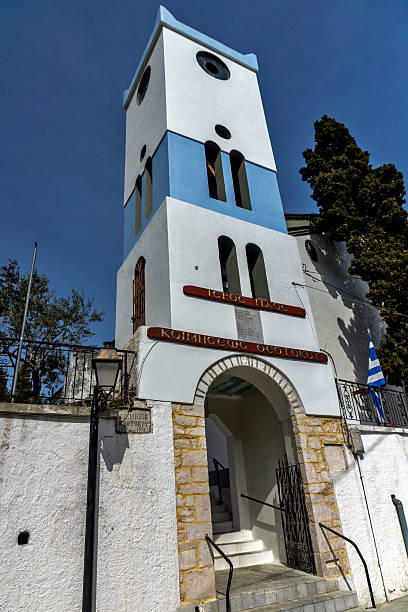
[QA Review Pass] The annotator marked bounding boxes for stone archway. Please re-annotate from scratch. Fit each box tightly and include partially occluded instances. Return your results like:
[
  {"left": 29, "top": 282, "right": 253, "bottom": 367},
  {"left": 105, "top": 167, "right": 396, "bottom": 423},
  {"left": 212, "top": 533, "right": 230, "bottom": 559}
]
[{"left": 172, "top": 354, "right": 350, "bottom": 609}]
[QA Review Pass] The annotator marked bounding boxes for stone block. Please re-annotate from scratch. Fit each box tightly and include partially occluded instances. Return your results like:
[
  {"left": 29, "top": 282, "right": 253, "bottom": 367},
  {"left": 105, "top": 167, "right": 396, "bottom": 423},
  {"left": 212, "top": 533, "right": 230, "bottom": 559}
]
[
  {"left": 176, "top": 468, "right": 192, "bottom": 484},
  {"left": 175, "top": 414, "right": 197, "bottom": 427},
  {"left": 241, "top": 592, "right": 254, "bottom": 608},
  {"left": 265, "top": 590, "right": 277, "bottom": 604},
  {"left": 179, "top": 483, "right": 209, "bottom": 495},
  {"left": 186, "top": 523, "right": 212, "bottom": 541},
  {"left": 181, "top": 404, "right": 204, "bottom": 417},
  {"left": 203, "top": 600, "right": 218, "bottom": 612},
  {"left": 182, "top": 450, "right": 208, "bottom": 467},
  {"left": 179, "top": 508, "right": 195, "bottom": 517},
  {"left": 230, "top": 594, "right": 243, "bottom": 611},
  {"left": 199, "top": 540, "right": 213, "bottom": 567},
  {"left": 174, "top": 438, "right": 192, "bottom": 449},
  {"left": 179, "top": 548, "right": 198, "bottom": 570},
  {"left": 324, "top": 599, "right": 336, "bottom": 612},
  {"left": 315, "top": 602, "right": 326, "bottom": 612},
  {"left": 184, "top": 426, "right": 206, "bottom": 437},
  {"left": 195, "top": 495, "right": 211, "bottom": 522},
  {"left": 313, "top": 503, "right": 333, "bottom": 522},
  {"left": 176, "top": 495, "right": 184, "bottom": 508},
  {"left": 192, "top": 467, "right": 209, "bottom": 482},
  {"left": 184, "top": 567, "right": 215, "bottom": 602}
]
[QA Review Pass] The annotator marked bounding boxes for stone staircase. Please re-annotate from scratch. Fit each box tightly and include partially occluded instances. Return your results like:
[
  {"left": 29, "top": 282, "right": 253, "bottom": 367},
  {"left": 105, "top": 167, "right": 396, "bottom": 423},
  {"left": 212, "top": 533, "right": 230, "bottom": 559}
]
[
  {"left": 214, "top": 561, "right": 360, "bottom": 612},
  {"left": 213, "top": 530, "right": 274, "bottom": 570}
]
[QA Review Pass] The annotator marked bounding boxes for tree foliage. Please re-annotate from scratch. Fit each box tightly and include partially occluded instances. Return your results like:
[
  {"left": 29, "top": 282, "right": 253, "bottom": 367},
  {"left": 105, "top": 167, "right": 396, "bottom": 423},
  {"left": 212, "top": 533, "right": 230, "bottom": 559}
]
[
  {"left": 300, "top": 115, "right": 408, "bottom": 385},
  {"left": 0, "top": 259, "right": 104, "bottom": 400}
]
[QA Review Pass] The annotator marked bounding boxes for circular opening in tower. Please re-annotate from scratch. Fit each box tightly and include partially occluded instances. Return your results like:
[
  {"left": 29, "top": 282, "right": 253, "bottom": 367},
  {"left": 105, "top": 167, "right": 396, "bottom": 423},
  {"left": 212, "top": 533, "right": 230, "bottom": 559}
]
[
  {"left": 196, "top": 51, "right": 230, "bottom": 80},
  {"left": 136, "top": 66, "right": 151, "bottom": 105},
  {"left": 215, "top": 124, "right": 231, "bottom": 139},
  {"left": 140, "top": 145, "right": 147, "bottom": 162}
]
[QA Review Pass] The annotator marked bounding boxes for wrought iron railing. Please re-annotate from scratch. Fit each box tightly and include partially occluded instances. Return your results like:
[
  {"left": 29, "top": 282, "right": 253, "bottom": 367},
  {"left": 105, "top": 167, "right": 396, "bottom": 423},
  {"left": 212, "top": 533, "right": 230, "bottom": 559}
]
[
  {"left": 0, "top": 337, "right": 137, "bottom": 405},
  {"left": 336, "top": 379, "right": 408, "bottom": 428},
  {"left": 209, "top": 456, "right": 230, "bottom": 504},
  {"left": 205, "top": 534, "right": 233, "bottom": 612}
]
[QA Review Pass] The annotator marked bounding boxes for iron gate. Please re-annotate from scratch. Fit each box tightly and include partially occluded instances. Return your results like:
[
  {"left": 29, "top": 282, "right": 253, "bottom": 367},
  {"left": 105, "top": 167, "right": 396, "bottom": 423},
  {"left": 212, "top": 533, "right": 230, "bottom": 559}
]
[{"left": 276, "top": 460, "right": 316, "bottom": 575}]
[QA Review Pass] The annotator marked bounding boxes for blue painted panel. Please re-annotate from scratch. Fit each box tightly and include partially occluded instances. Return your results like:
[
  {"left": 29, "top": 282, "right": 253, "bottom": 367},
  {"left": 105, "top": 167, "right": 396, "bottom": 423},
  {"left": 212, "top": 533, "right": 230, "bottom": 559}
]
[
  {"left": 123, "top": 131, "right": 287, "bottom": 260},
  {"left": 123, "top": 135, "right": 170, "bottom": 259},
  {"left": 167, "top": 132, "right": 287, "bottom": 234}
]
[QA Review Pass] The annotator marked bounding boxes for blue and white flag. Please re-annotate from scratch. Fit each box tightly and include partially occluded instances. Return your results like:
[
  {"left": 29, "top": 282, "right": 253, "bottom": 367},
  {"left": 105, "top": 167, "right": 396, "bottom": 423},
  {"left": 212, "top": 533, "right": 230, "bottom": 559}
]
[
  {"left": 367, "top": 330, "right": 386, "bottom": 387},
  {"left": 367, "top": 330, "right": 386, "bottom": 423}
]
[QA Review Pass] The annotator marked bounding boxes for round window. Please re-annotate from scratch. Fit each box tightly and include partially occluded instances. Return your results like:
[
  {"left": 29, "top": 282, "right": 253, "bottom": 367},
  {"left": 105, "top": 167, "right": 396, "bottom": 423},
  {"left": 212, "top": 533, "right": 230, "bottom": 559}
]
[
  {"left": 196, "top": 51, "right": 230, "bottom": 80},
  {"left": 137, "top": 66, "right": 151, "bottom": 105},
  {"left": 215, "top": 124, "right": 231, "bottom": 139},
  {"left": 305, "top": 239, "right": 318, "bottom": 262}
]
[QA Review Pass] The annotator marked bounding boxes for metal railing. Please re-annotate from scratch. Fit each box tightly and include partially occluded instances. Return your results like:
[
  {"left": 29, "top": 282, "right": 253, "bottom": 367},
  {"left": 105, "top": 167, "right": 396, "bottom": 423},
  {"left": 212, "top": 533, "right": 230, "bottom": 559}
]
[
  {"left": 319, "top": 523, "right": 376, "bottom": 609},
  {"left": 336, "top": 379, "right": 408, "bottom": 428},
  {"left": 240, "top": 493, "right": 285, "bottom": 513},
  {"left": 0, "top": 337, "right": 137, "bottom": 405},
  {"left": 205, "top": 534, "right": 233, "bottom": 612},
  {"left": 209, "top": 457, "right": 229, "bottom": 504}
]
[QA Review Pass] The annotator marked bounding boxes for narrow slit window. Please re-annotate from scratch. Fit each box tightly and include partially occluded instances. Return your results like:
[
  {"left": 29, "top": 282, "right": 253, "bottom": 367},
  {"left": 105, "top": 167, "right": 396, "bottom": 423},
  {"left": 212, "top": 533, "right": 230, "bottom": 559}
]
[
  {"left": 246, "top": 243, "right": 270, "bottom": 300},
  {"left": 145, "top": 157, "right": 153, "bottom": 219},
  {"left": 218, "top": 236, "right": 241, "bottom": 295},
  {"left": 230, "top": 150, "right": 251, "bottom": 210},
  {"left": 135, "top": 175, "right": 142, "bottom": 236},
  {"left": 132, "top": 257, "right": 145, "bottom": 333},
  {"left": 205, "top": 142, "right": 226, "bottom": 202}
]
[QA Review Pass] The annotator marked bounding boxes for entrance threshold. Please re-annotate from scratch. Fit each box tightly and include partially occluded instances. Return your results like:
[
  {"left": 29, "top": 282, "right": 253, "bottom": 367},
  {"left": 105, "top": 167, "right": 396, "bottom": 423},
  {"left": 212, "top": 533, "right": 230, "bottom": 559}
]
[{"left": 215, "top": 563, "right": 359, "bottom": 612}]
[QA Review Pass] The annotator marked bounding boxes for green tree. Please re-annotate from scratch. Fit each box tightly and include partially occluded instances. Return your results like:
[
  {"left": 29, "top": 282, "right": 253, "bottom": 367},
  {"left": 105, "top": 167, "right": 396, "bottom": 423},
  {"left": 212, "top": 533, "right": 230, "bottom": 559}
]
[
  {"left": 300, "top": 115, "right": 408, "bottom": 385},
  {"left": 0, "top": 259, "right": 104, "bottom": 400}
]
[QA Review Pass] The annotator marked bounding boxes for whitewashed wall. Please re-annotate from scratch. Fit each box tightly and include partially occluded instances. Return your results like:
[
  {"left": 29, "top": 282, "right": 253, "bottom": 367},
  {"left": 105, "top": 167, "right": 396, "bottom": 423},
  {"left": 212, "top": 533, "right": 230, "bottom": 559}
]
[
  {"left": 0, "top": 405, "right": 179, "bottom": 612},
  {"left": 293, "top": 233, "right": 385, "bottom": 383},
  {"left": 329, "top": 429, "right": 408, "bottom": 607}
]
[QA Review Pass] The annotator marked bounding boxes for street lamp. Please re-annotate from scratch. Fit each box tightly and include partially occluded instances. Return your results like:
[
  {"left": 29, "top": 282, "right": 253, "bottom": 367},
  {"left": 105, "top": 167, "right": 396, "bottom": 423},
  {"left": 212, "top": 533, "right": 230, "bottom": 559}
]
[{"left": 82, "top": 342, "right": 122, "bottom": 612}]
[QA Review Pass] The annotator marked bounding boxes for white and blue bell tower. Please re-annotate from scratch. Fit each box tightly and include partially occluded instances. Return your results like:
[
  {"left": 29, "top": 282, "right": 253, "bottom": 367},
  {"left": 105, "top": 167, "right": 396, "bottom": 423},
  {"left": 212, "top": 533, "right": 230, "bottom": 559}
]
[{"left": 115, "top": 6, "right": 339, "bottom": 416}]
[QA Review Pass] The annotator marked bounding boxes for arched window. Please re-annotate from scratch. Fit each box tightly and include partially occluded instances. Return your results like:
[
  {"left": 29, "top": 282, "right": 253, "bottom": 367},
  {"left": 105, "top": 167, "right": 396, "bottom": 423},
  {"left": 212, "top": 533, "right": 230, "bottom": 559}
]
[
  {"left": 230, "top": 150, "right": 251, "bottom": 210},
  {"left": 132, "top": 257, "right": 145, "bottom": 333},
  {"left": 135, "top": 175, "right": 142, "bottom": 236},
  {"left": 145, "top": 157, "right": 153, "bottom": 219},
  {"left": 246, "top": 243, "right": 270, "bottom": 300},
  {"left": 218, "top": 236, "right": 241, "bottom": 294},
  {"left": 205, "top": 141, "right": 226, "bottom": 202}
]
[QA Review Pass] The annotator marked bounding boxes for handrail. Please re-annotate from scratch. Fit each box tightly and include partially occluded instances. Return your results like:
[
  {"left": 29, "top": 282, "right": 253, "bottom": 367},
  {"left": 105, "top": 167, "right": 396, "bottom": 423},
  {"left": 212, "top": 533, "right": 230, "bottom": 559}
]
[
  {"left": 209, "top": 457, "right": 228, "bottom": 503},
  {"left": 241, "top": 493, "right": 286, "bottom": 513},
  {"left": 319, "top": 523, "right": 376, "bottom": 609},
  {"left": 205, "top": 534, "right": 233, "bottom": 612}
]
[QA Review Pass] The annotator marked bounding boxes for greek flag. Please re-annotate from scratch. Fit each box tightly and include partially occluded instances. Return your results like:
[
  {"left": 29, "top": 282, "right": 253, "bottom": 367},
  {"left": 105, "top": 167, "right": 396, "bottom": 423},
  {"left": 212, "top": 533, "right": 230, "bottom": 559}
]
[
  {"left": 367, "top": 330, "right": 385, "bottom": 423},
  {"left": 367, "top": 331, "right": 386, "bottom": 386}
]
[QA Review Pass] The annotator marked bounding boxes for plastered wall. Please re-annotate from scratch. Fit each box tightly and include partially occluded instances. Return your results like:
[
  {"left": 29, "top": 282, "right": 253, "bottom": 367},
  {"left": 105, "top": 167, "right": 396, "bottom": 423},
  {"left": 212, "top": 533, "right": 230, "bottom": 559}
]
[
  {"left": 0, "top": 404, "right": 180, "bottom": 612},
  {"left": 329, "top": 429, "right": 408, "bottom": 606}
]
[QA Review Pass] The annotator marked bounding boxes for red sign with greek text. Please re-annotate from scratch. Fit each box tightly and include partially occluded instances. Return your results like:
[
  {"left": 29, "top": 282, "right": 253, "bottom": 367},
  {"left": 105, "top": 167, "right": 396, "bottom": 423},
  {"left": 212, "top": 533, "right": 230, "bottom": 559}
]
[
  {"left": 183, "top": 285, "right": 305, "bottom": 318},
  {"left": 147, "top": 327, "right": 327, "bottom": 364}
]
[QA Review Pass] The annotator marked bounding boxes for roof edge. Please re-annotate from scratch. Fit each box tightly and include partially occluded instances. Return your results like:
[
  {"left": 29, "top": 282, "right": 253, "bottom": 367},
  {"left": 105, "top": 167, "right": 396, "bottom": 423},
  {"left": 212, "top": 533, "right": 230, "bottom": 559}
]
[{"left": 123, "top": 5, "right": 258, "bottom": 109}]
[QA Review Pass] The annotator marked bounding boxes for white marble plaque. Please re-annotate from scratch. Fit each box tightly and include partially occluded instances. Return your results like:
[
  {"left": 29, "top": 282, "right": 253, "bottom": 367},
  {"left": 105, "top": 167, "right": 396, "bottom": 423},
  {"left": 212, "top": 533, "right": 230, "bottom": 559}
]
[{"left": 116, "top": 408, "right": 152, "bottom": 434}]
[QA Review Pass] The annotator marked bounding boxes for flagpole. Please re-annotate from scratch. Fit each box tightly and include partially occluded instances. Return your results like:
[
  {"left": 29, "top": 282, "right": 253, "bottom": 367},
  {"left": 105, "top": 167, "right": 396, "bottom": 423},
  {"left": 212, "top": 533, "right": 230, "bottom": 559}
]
[{"left": 11, "top": 242, "right": 38, "bottom": 402}]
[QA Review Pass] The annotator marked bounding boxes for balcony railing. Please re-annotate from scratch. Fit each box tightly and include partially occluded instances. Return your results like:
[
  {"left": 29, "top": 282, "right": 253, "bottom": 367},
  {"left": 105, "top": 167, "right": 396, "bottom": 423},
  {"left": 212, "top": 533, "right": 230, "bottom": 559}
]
[
  {"left": 0, "top": 337, "right": 137, "bottom": 405},
  {"left": 336, "top": 379, "right": 408, "bottom": 428}
]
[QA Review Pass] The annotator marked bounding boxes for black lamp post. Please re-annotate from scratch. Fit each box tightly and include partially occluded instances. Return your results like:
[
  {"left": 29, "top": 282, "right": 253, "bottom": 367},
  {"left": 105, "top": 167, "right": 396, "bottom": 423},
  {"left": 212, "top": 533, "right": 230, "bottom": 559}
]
[{"left": 82, "top": 342, "right": 122, "bottom": 612}]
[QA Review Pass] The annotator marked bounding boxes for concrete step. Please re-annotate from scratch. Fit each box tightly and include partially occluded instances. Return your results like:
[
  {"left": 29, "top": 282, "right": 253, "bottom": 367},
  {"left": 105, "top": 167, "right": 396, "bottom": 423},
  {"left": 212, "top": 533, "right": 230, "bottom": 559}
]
[
  {"left": 213, "top": 538, "right": 265, "bottom": 558},
  {"left": 214, "top": 529, "right": 254, "bottom": 544},
  {"left": 215, "top": 548, "right": 275, "bottom": 570},
  {"left": 212, "top": 510, "right": 233, "bottom": 523},
  {"left": 213, "top": 521, "right": 233, "bottom": 534},
  {"left": 216, "top": 589, "right": 359, "bottom": 612}
]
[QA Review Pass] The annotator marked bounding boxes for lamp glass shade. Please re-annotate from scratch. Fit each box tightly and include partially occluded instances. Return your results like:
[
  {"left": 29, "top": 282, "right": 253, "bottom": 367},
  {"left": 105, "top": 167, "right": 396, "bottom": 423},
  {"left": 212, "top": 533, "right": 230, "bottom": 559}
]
[{"left": 93, "top": 359, "right": 121, "bottom": 390}]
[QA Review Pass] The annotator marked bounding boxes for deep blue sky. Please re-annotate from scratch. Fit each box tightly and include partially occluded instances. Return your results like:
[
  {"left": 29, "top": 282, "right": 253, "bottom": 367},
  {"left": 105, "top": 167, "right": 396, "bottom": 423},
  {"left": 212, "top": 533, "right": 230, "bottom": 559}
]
[{"left": 1, "top": 0, "right": 407, "bottom": 345}]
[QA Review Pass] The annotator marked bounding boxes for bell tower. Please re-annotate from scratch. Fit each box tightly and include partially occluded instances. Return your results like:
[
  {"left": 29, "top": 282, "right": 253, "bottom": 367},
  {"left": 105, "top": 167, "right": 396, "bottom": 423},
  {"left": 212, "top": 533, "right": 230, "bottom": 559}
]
[{"left": 115, "top": 6, "right": 338, "bottom": 420}]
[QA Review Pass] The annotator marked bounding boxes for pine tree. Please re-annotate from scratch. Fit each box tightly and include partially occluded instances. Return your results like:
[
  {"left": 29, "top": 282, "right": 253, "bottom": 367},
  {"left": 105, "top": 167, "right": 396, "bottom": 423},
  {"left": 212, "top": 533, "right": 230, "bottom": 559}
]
[{"left": 300, "top": 115, "right": 408, "bottom": 385}]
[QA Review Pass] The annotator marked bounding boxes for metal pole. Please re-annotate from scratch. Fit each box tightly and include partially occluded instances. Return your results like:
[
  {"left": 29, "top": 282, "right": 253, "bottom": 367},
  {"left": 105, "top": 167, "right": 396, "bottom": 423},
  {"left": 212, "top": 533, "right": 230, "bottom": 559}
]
[
  {"left": 391, "top": 495, "right": 408, "bottom": 558},
  {"left": 82, "top": 386, "right": 100, "bottom": 612},
  {"left": 11, "top": 242, "right": 37, "bottom": 402}
]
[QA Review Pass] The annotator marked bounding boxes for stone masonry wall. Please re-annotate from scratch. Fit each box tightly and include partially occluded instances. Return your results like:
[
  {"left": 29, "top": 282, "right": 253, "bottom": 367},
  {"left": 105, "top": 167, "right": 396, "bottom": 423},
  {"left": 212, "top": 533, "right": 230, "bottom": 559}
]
[
  {"left": 291, "top": 413, "right": 350, "bottom": 579},
  {"left": 172, "top": 403, "right": 216, "bottom": 607}
]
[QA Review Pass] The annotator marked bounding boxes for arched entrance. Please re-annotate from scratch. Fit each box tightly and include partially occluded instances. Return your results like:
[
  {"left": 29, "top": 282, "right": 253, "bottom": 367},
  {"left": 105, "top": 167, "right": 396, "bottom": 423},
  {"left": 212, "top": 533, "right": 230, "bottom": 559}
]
[
  {"left": 172, "top": 354, "right": 350, "bottom": 608},
  {"left": 202, "top": 355, "right": 315, "bottom": 574}
]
